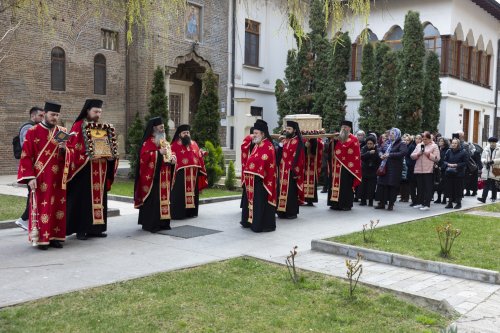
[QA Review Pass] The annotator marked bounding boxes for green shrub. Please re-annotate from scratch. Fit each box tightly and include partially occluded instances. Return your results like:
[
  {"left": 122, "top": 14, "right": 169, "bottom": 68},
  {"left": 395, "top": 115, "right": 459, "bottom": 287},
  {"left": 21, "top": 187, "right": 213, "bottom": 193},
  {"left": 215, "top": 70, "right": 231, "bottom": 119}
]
[
  {"left": 225, "top": 161, "right": 236, "bottom": 190},
  {"left": 127, "top": 112, "right": 144, "bottom": 179},
  {"left": 204, "top": 141, "right": 224, "bottom": 187}
]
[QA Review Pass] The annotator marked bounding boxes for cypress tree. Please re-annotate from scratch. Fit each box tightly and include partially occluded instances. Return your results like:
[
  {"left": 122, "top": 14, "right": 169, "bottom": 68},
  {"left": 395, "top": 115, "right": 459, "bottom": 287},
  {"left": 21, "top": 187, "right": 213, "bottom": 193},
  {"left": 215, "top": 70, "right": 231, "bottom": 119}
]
[
  {"left": 377, "top": 50, "right": 398, "bottom": 133},
  {"left": 357, "top": 42, "right": 376, "bottom": 131},
  {"left": 147, "top": 66, "right": 169, "bottom": 133},
  {"left": 396, "top": 10, "right": 425, "bottom": 134},
  {"left": 126, "top": 112, "right": 144, "bottom": 179},
  {"left": 192, "top": 68, "right": 220, "bottom": 146},
  {"left": 422, "top": 51, "right": 442, "bottom": 133},
  {"left": 323, "top": 32, "right": 351, "bottom": 132}
]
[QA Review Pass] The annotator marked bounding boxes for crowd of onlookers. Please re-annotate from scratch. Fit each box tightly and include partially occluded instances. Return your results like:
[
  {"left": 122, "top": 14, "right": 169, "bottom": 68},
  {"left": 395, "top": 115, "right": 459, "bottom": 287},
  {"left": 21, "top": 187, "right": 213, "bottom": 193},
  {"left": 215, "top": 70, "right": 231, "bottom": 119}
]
[{"left": 322, "top": 129, "right": 500, "bottom": 212}]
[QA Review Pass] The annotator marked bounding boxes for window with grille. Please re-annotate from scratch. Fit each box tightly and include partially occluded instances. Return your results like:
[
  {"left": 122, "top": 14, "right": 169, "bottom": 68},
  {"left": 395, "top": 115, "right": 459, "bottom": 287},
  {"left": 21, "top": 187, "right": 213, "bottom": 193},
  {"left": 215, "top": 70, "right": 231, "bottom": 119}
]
[
  {"left": 94, "top": 54, "right": 106, "bottom": 95},
  {"left": 101, "top": 29, "right": 118, "bottom": 51},
  {"left": 245, "top": 19, "right": 260, "bottom": 67},
  {"left": 169, "top": 94, "right": 182, "bottom": 127},
  {"left": 51, "top": 47, "right": 65, "bottom": 91}
]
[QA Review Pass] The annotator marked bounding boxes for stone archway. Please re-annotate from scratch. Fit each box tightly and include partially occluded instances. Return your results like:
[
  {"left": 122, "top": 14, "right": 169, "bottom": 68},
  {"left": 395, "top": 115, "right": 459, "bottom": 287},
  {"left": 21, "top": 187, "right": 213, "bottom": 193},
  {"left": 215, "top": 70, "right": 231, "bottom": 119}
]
[{"left": 166, "top": 52, "right": 211, "bottom": 131}]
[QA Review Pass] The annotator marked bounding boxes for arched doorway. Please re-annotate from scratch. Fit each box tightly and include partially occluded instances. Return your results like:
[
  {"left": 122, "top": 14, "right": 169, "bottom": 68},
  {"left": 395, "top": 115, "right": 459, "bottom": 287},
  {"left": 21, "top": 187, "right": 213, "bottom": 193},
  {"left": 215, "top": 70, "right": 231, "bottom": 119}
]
[{"left": 167, "top": 52, "right": 211, "bottom": 132}]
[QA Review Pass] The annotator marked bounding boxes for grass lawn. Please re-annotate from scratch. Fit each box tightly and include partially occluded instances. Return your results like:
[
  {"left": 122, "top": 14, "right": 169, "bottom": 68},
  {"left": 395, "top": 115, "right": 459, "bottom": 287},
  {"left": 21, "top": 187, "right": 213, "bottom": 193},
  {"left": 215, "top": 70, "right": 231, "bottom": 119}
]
[
  {"left": 329, "top": 213, "right": 500, "bottom": 271},
  {"left": 0, "top": 257, "right": 450, "bottom": 333},
  {"left": 0, "top": 194, "right": 26, "bottom": 221},
  {"left": 109, "top": 179, "right": 241, "bottom": 198},
  {"left": 479, "top": 202, "right": 500, "bottom": 212}
]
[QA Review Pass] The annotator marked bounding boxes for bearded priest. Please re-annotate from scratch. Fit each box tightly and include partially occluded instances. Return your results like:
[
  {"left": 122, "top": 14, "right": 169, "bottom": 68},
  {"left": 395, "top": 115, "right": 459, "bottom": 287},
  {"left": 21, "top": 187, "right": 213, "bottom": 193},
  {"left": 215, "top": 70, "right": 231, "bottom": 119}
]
[
  {"left": 170, "top": 124, "right": 208, "bottom": 220},
  {"left": 327, "top": 120, "right": 362, "bottom": 211},
  {"left": 134, "top": 117, "right": 176, "bottom": 233},
  {"left": 276, "top": 121, "right": 305, "bottom": 219},
  {"left": 240, "top": 119, "right": 277, "bottom": 232}
]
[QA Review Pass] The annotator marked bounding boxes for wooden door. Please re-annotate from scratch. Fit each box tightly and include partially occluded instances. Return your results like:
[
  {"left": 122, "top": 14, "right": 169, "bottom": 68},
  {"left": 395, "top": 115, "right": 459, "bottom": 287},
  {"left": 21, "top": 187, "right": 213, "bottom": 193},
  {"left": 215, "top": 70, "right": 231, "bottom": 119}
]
[
  {"left": 473, "top": 110, "right": 480, "bottom": 143},
  {"left": 463, "top": 109, "right": 470, "bottom": 142}
]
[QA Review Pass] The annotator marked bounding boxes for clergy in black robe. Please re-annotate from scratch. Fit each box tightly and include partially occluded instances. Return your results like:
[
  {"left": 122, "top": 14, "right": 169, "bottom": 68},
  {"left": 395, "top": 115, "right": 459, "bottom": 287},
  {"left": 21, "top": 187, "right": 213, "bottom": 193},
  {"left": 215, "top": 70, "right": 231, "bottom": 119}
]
[
  {"left": 134, "top": 117, "right": 175, "bottom": 233},
  {"left": 327, "top": 120, "right": 362, "bottom": 211},
  {"left": 276, "top": 121, "right": 305, "bottom": 219},
  {"left": 170, "top": 125, "right": 208, "bottom": 220},
  {"left": 64, "top": 99, "right": 118, "bottom": 240},
  {"left": 241, "top": 119, "right": 277, "bottom": 232}
]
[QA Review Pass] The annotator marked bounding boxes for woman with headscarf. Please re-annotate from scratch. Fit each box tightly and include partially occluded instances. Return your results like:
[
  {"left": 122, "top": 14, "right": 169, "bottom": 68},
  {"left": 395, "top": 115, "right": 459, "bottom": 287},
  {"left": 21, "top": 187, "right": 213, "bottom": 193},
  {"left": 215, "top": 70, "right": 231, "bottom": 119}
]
[{"left": 375, "top": 128, "right": 408, "bottom": 211}]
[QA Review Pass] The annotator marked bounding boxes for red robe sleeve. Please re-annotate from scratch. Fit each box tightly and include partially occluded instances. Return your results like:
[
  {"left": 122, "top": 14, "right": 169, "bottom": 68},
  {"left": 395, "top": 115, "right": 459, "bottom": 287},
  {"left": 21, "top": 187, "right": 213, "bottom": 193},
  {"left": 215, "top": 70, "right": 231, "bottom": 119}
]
[{"left": 17, "top": 127, "right": 37, "bottom": 184}]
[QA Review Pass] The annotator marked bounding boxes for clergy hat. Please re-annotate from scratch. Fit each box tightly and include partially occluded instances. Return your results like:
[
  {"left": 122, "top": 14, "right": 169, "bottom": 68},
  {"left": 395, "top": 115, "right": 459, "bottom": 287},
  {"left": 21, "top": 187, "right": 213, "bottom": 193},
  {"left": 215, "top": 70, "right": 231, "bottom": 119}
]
[
  {"left": 340, "top": 120, "right": 353, "bottom": 128},
  {"left": 44, "top": 101, "right": 61, "bottom": 113},
  {"left": 150, "top": 117, "right": 163, "bottom": 127},
  {"left": 488, "top": 137, "right": 498, "bottom": 143},
  {"left": 253, "top": 119, "right": 268, "bottom": 133},
  {"left": 172, "top": 124, "right": 191, "bottom": 142},
  {"left": 75, "top": 99, "right": 104, "bottom": 122},
  {"left": 249, "top": 127, "right": 254, "bottom": 134},
  {"left": 286, "top": 120, "right": 299, "bottom": 130},
  {"left": 452, "top": 133, "right": 460, "bottom": 139}
]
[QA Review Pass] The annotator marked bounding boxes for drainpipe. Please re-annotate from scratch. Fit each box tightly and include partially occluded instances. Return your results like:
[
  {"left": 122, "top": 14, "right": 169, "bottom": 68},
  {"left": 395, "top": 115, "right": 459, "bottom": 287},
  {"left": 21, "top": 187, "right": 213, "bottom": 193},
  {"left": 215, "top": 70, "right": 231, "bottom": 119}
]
[
  {"left": 230, "top": 0, "right": 236, "bottom": 149},
  {"left": 494, "top": 39, "right": 500, "bottom": 137}
]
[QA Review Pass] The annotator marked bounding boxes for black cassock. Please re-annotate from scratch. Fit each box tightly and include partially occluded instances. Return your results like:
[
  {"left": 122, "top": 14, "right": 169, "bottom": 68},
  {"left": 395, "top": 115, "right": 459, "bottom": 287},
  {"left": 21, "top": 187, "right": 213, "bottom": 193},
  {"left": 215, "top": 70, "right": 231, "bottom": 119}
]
[
  {"left": 327, "top": 167, "right": 355, "bottom": 210},
  {"left": 170, "top": 168, "right": 199, "bottom": 220},
  {"left": 276, "top": 177, "right": 299, "bottom": 218},
  {"left": 240, "top": 177, "right": 276, "bottom": 232},
  {"left": 66, "top": 161, "right": 113, "bottom": 236},
  {"left": 138, "top": 154, "right": 171, "bottom": 232}
]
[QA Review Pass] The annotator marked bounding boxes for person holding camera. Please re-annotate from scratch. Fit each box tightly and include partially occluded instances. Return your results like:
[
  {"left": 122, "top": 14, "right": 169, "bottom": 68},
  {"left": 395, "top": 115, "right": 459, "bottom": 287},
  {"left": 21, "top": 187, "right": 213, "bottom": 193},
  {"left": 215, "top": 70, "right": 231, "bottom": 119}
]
[
  {"left": 442, "top": 138, "right": 467, "bottom": 209},
  {"left": 478, "top": 137, "right": 500, "bottom": 203},
  {"left": 410, "top": 131, "right": 440, "bottom": 211}
]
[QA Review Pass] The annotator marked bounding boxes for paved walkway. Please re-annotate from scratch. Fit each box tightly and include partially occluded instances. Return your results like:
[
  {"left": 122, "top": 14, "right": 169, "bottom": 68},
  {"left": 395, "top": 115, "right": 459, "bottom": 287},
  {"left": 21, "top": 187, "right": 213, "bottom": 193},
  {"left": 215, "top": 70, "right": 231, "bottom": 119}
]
[{"left": 0, "top": 175, "right": 498, "bottom": 332}]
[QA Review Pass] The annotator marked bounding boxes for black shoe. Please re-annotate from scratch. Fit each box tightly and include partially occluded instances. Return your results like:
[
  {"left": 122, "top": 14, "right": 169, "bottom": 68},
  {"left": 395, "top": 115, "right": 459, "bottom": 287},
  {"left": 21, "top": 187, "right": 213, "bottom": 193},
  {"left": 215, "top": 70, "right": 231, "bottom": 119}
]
[
  {"left": 441, "top": 200, "right": 447, "bottom": 205},
  {"left": 160, "top": 225, "right": 172, "bottom": 230},
  {"left": 368, "top": 200, "right": 373, "bottom": 207},
  {"left": 409, "top": 203, "right": 417, "bottom": 207},
  {"left": 434, "top": 198, "right": 441, "bottom": 204},
  {"left": 375, "top": 203, "right": 385, "bottom": 210},
  {"left": 477, "top": 197, "right": 486, "bottom": 203},
  {"left": 320, "top": 188, "right": 328, "bottom": 193},
  {"left": 240, "top": 221, "right": 251, "bottom": 228},
  {"left": 471, "top": 192, "right": 477, "bottom": 196},
  {"left": 387, "top": 204, "right": 394, "bottom": 211},
  {"left": 37, "top": 245, "right": 48, "bottom": 250},
  {"left": 464, "top": 191, "right": 471, "bottom": 196},
  {"left": 353, "top": 198, "right": 359, "bottom": 202},
  {"left": 359, "top": 200, "right": 366, "bottom": 206},
  {"left": 49, "top": 240, "right": 63, "bottom": 248},
  {"left": 445, "top": 202, "right": 453, "bottom": 209},
  {"left": 454, "top": 203, "right": 462, "bottom": 209},
  {"left": 306, "top": 202, "right": 314, "bottom": 206},
  {"left": 287, "top": 215, "right": 298, "bottom": 219},
  {"left": 76, "top": 233, "right": 88, "bottom": 240},
  {"left": 341, "top": 207, "right": 351, "bottom": 211}
]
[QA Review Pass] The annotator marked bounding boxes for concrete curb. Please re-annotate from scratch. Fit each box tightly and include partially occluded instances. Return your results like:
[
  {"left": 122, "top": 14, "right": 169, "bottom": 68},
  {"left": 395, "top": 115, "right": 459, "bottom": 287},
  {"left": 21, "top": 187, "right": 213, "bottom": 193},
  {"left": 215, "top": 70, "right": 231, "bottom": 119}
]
[
  {"left": 108, "top": 194, "right": 241, "bottom": 205},
  {"left": 311, "top": 239, "right": 500, "bottom": 285},
  {"left": 253, "top": 255, "right": 458, "bottom": 317}
]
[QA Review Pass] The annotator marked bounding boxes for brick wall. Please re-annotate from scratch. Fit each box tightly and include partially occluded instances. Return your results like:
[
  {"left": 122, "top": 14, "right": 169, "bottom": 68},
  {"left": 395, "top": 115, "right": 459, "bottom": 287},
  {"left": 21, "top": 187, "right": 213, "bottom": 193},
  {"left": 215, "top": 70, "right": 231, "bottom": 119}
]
[{"left": 0, "top": 0, "right": 229, "bottom": 175}]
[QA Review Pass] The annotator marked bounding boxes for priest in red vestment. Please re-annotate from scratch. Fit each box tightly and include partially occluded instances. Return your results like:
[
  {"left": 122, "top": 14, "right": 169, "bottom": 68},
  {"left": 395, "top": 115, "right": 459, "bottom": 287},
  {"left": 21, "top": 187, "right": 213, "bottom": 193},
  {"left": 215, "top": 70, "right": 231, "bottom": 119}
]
[
  {"left": 327, "top": 120, "right": 362, "bottom": 211},
  {"left": 170, "top": 124, "right": 208, "bottom": 220},
  {"left": 276, "top": 121, "right": 305, "bottom": 219},
  {"left": 241, "top": 119, "right": 276, "bottom": 232},
  {"left": 240, "top": 127, "right": 255, "bottom": 220},
  {"left": 17, "top": 101, "right": 66, "bottom": 250},
  {"left": 134, "top": 117, "right": 176, "bottom": 232},
  {"left": 63, "top": 99, "right": 119, "bottom": 240},
  {"left": 303, "top": 138, "right": 324, "bottom": 205}
]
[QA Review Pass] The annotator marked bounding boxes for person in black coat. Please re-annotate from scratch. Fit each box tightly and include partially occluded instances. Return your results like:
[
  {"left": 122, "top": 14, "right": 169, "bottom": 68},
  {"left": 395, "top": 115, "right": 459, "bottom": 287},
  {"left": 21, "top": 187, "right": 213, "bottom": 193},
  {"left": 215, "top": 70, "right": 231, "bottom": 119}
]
[
  {"left": 404, "top": 135, "right": 418, "bottom": 205},
  {"left": 359, "top": 136, "right": 380, "bottom": 206},
  {"left": 442, "top": 138, "right": 468, "bottom": 209},
  {"left": 375, "top": 128, "right": 408, "bottom": 210},
  {"left": 434, "top": 137, "right": 450, "bottom": 204}
]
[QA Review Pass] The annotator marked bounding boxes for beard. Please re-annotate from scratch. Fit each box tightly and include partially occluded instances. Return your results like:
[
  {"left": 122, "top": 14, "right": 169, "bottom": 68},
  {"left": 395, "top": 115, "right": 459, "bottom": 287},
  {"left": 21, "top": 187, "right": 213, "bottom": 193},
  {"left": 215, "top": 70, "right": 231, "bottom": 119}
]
[
  {"left": 153, "top": 131, "right": 166, "bottom": 147},
  {"left": 252, "top": 135, "right": 263, "bottom": 144},
  {"left": 339, "top": 129, "right": 349, "bottom": 142},
  {"left": 285, "top": 131, "right": 294, "bottom": 139},
  {"left": 181, "top": 136, "right": 191, "bottom": 146}
]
